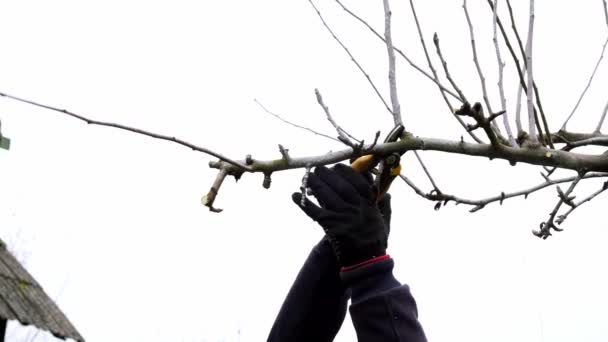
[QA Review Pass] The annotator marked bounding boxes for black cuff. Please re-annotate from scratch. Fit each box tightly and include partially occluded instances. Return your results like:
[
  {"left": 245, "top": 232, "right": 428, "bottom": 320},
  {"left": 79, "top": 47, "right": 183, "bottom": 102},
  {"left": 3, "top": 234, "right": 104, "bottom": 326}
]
[{"left": 340, "top": 258, "right": 401, "bottom": 305}]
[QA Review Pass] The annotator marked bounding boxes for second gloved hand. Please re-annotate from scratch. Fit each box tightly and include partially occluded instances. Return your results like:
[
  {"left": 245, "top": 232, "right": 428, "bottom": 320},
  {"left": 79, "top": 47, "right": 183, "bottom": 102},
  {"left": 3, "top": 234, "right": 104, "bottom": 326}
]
[{"left": 292, "top": 164, "right": 389, "bottom": 268}]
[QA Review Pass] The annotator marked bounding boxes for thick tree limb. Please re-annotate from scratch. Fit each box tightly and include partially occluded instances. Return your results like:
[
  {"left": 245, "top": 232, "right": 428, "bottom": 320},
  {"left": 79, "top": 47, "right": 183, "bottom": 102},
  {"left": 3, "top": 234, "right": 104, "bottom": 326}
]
[
  {"left": 0, "top": 91, "right": 253, "bottom": 171},
  {"left": 210, "top": 133, "right": 608, "bottom": 175}
]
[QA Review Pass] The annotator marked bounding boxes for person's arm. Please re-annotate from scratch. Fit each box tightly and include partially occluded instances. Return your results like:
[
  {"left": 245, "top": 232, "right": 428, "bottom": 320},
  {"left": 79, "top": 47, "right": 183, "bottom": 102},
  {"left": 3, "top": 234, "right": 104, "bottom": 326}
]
[
  {"left": 342, "top": 257, "right": 427, "bottom": 342},
  {"left": 267, "top": 237, "right": 350, "bottom": 342},
  {"left": 292, "top": 164, "right": 428, "bottom": 342}
]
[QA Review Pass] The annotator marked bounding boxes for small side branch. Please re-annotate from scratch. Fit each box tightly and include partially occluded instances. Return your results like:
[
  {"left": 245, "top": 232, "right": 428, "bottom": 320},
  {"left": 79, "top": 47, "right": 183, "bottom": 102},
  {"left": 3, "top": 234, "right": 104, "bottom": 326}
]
[
  {"left": 433, "top": 34, "right": 483, "bottom": 143},
  {"left": 201, "top": 169, "right": 229, "bottom": 213},
  {"left": 0, "top": 91, "right": 253, "bottom": 171},
  {"left": 463, "top": 0, "right": 501, "bottom": 134},
  {"left": 490, "top": 0, "right": 551, "bottom": 147},
  {"left": 534, "top": 172, "right": 585, "bottom": 239},
  {"left": 314, "top": 89, "right": 359, "bottom": 148},
  {"left": 308, "top": 0, "right": 393, "bottom": 114},
  {"left": 383, "top": 0, "right": 403, "bottom": 125},
  {"left": 561, "top": 37, "right": 608, "bottom": 130},
  {"left": 400, "top": 170, "right": 608, "bottom": 212},
  {"left": 524, "top": 0, "right": 538, "bottom": 145},
  {"left": 556, "top": 180, "right": 608, "bottom": 225},
  {"left": 254, "top": 99, "right": 340, "bottom": 143},
  {"left": 595, "top": 100, "right": 608, "bottom": 133},
  {"left": 492, "top": 0, "right": 516, "bottom": 146},
  {"left": 413, "top": 151, "right": 441, "bottom": 192},
  {"left": 334, "top": 0, "right": 462, "bottom": 102}
]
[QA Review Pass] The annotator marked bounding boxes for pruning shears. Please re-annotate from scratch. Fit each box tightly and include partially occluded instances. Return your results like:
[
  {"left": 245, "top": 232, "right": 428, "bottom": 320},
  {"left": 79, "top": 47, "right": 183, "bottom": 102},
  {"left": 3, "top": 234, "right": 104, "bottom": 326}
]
[{"left": 350, "top": 124, "right": 405, "bottom": 202}]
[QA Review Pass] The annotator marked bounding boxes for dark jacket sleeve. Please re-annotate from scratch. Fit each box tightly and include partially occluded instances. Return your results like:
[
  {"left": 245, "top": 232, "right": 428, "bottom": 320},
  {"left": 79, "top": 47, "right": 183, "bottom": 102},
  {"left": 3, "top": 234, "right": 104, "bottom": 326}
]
[
  {"left": 267, "top": 238, "right": 350, "bottom": 342},
  {"left": 342, "top": 258, "right": 428, "bottom": 342}
]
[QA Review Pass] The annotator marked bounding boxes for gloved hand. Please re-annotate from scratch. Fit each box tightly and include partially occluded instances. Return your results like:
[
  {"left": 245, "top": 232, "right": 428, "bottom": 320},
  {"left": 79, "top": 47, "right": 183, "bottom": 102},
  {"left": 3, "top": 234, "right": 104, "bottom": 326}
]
[{"left": 292, "top": 164, "right": 391, "bottom": 268}]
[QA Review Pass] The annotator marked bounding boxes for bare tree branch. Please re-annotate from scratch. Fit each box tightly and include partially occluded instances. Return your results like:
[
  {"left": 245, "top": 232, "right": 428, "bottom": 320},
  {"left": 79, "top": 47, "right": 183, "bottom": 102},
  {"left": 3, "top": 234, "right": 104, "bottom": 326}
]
[
  {"left": 201, "top": 169, "right": 229, "bottom": 212},
  {"left": 210, "top": 133, "right": 608, "bottom": 176},
  {"left": 604, "top": 0, "right": 608, "bottom": 29},
  {"left": 254, "top": 99, "right": 340, "bottom": 143},
  {"left": 314, "top": 88, "right": 358, "bottom": 147},
  {"left": 556, "top": 180, "right": 608, "bottom": 225},
  {"left": 534, "top": 172, "right": 584, "bottom": 239},
  {"left": 489, "top": 0, "right": 552, "bottom": 147},
  {"left": 383, "top": 0, "right": 402, "bottom": 126},
  {"left": 492, "top": 0, "right": 517, "bottom": 146},
  {"left": 0, "top": 91, "right": 253, "bottom": 172},
  {"left": 334, "top": 0, "right": 462, "bottom": 102},
  {"left": 409, "top": 0, "right": 450, "bottom": 111},
  {"left": 307, "top": 0, "right": 393, "bottom": 115},
  {"left": 412, "top": 150, "right": 441, "bottom": 192},
  {"left": 561, "top": 37, "right": 608, "bottom": 130},
  {"left": 515, "top": 75, "right": 525, "bottom": 135},
  {"left": 433, "top": 34, "right": 484, "bottom": 143},
  {"left": 463, "top": 0, "right": 501, "bottom": 134},
  {"left": 433, "top": 33, "right": 467, "bottom": 104},
  {"left": 595, "top": 100, "right": 608, "bottom": 133},
  {"left": 524, "top": 0, "right": 538, "bottom": 145},
  {"left": 401, "top": 171, "right": 607, "bottom": 212}
]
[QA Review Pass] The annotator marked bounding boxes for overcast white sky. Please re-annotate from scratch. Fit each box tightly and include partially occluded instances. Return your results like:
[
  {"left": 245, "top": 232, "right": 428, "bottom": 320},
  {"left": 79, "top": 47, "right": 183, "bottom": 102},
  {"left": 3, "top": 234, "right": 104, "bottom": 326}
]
[{"left": 1, "top": 1, "right": 608, "bottom": 341}]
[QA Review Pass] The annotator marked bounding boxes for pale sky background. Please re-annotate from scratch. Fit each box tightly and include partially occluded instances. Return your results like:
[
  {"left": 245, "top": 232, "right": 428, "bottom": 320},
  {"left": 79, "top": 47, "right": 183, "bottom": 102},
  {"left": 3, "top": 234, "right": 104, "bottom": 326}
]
[{"left": 1, "top": 1, "right": 608, "bottom": 341}]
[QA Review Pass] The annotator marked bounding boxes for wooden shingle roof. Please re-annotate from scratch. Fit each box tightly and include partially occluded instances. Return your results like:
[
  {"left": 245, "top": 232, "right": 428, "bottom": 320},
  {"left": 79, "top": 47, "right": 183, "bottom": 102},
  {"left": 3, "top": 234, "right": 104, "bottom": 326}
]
[{"left": 0, "top": 239, "right": 84, "bottom": 341}]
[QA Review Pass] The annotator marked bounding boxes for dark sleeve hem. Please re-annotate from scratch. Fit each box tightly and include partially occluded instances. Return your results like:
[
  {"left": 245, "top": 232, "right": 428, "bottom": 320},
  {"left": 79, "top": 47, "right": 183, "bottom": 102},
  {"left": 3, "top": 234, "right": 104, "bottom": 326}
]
[{"left": 341, "top": 258, "right": 401, "bottom": 305}]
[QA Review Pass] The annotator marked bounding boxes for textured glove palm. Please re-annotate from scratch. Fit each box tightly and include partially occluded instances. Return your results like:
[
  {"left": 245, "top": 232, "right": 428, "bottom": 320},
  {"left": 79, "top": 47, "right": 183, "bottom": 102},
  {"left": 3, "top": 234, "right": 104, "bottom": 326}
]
[{"left": 292, "top": 164, "right": 390, "bottom": 267}]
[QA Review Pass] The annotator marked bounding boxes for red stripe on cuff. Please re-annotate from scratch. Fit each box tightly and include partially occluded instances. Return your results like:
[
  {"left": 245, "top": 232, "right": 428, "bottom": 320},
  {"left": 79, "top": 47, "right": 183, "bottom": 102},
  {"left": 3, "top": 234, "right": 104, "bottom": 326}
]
[{"left": 340, "top": 254, "right": 391, "bottom": 272}]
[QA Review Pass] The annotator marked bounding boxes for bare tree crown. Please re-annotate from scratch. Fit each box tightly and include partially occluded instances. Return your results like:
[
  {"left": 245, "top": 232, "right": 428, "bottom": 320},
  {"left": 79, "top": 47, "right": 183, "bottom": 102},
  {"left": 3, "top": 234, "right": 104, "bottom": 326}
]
[{"left": 2, "top": 0, "right": 608, "bottom": 240}]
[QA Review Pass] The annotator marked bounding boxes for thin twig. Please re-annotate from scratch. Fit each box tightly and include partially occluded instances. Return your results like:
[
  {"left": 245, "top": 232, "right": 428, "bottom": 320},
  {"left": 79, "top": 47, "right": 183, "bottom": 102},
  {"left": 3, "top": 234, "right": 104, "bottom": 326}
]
[
  {"left": 604, "top": 0, "right": 608, "bottom": 28},
  {"left": 383, "top": 0, "right": 402, "bottom": 126},
  {"left": 433, "top": 33, "right": 467, "bottom": 104},
  {"left": 463, "top": 0, "right": 501, "bottom": 134},
  {"left": 409, "top": 0, "right": 451, "bottom": 111},
  {"left": 314, "top": 88, "right": 358, "bottom": 148},
  {"left": 515, "top": 76, "right": 524, "bottom": 135},
  {"left": 308, "top": 0, "right": 393, "bottom": 114},
  {"left": 556, "top": 180, "right": 608, "bottom": 225},
  {"left": 595, "top": 100, "right": 608, "bottom": 133},
  {"left": 413, "top": 150, "right": 440, "bottom": 191},
  {"left": 534, "top": 172, "right": 584, "bottom": 239},
  {"left": 399, "top": 170, "right": 607, "bottom": 211},
  {"left": 334, "top": 0, "right": 461, "bottom": 102},
  {"left": 524, "top": 0, "right": 538, "bottom": 145},
  {"left": 254, "top": 99, "right": 340, "bottom": 143},
  {"left": 0, "top": 91, "right": 253, "bottom": 171},
  {"left": 433, "top": 34, "right": 483, "bottom": 143},
  {"left": 561, "top": 37, "right": 608, "bottom": 130},
  {"left": 494, "top": 0, "right": 551, "bottom": 147},
  {"left": 492, "top": 0, "right": 516, "bottom": 146}
]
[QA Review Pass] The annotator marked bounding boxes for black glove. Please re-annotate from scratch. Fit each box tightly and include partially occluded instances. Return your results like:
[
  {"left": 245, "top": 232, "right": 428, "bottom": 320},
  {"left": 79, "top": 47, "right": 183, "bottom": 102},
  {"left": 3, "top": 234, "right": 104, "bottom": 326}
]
[{"left": 292, "top": 164, "right": 389, "bottom": 267}]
